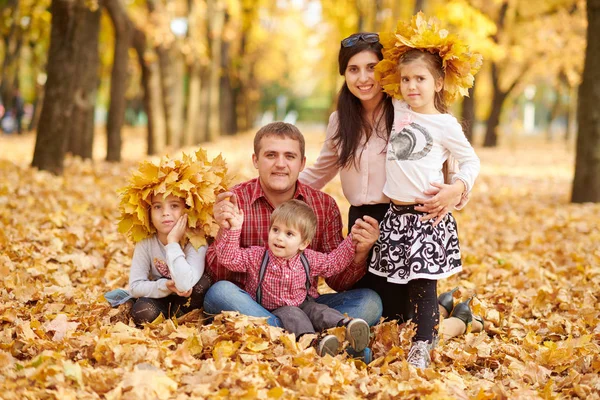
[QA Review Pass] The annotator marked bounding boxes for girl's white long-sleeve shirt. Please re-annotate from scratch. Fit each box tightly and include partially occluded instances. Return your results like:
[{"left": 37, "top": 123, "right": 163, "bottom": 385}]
[
  {"left": 300, "top": 110, "right": 471, "bottom": 209},
  {"left": 128, "top": 235, "right": 207, "bottom": 299},
  {"left": 384, "top": 100, "right": 480, "bottom": 203}
]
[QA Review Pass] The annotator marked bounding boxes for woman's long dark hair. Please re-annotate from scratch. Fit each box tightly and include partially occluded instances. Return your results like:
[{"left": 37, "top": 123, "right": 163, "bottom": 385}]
[{"left": 333, "top": 33, "right": 394, "bottom": 169}]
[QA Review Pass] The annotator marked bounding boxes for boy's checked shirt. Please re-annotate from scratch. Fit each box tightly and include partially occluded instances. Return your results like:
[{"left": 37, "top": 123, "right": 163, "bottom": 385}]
[
  {"left": 215, "top": 228, "right": 355, "bottom": 310},
  {"left": 206, "top": 178, "right": 367, "bottom": 293}
]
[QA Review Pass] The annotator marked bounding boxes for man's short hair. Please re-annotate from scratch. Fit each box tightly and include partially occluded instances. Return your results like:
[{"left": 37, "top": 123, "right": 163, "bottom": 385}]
[
  {"left": 253, "top": 122, "right": 306, "bottom": 158},
  {"left": 270, "top": 199, "right": 317, "bottom": 243}
]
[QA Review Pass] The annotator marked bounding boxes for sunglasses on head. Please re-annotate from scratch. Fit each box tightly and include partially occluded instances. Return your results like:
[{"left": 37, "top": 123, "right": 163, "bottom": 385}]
[{"left": 341, "top": 33, "right": 379, "bottom": 48}]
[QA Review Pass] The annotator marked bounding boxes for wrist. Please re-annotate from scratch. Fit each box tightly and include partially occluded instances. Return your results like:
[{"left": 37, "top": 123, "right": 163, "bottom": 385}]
[{"left": 452, "top": 180, "right": 466, "bottom": 195}]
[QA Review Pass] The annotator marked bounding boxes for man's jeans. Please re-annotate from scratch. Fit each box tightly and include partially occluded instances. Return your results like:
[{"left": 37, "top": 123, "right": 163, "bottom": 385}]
[{"left": 203, "top": 280, "right": 383, "bottom": 327}]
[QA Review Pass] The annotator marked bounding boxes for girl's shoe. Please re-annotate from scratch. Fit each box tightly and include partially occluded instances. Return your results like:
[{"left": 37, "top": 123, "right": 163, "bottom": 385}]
[
  {"left": 317, "top": 334, "right": 340, "bottom": 357},
  {"left": 345, "top": 318, "right": 370, "bottom": 353},
  {"left": 450, "top": 297, "right": 474, "bottom": 326},
  {"left": 437, "top": 287, "right": 458, "bottom": 315},
  {"left": 407, "top": 340, "right": 431, "bottom": 369}
]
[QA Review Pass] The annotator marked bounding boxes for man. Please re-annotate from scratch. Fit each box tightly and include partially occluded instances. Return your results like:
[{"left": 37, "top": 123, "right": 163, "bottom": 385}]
[{"left": 204, "top": 122, "right": 382, "bottom": 326}]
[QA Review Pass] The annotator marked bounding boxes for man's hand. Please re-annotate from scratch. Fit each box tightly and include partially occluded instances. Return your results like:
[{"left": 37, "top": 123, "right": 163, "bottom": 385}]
[
  {"left": 415, "top": 181, "right": 464, "bottom": 227},
  {"left": 167, "top": 214, "right": 188, "bottom": 244},
  {"left": 214, "top": 192, "right": 238, "bottom": 229},
  {"left": 166, "top": 280, "right": 192, "bottom": 297},
  {"left": 350, "top": 215, "right": 380, "bottom": 261}
]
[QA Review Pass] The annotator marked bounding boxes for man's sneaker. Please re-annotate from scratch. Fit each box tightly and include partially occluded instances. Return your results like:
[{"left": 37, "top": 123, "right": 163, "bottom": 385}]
[
  {"left": 317, "top": 334, "right": 340, "bottom": 357},
  {"left": 345, "top": 318, "right": 370, "bottom": 353},
  {"left": 407, "top": 340, "right": 431, "bottom": 369}
]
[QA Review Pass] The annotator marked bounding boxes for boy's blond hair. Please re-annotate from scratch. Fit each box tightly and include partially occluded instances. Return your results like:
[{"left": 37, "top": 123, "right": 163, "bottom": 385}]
[{"left": 270, "top": 199, "right": 317, "bottom": 243}]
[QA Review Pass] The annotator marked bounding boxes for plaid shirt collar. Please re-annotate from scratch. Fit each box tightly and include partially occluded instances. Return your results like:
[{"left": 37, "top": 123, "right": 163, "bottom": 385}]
[{"left": 248, "top": 177, "right": 307, "bottom": 207}]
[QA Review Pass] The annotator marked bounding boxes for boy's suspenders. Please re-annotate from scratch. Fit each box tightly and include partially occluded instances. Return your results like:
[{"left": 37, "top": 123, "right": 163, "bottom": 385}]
[{"left": 256, "top": 251, "right": 310, "bottom": 306}]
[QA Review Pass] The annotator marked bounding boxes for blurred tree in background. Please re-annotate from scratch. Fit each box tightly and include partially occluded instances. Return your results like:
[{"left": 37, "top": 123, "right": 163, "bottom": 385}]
[{"left": 0, "top": 0, "right": 593, "bottom": 196}]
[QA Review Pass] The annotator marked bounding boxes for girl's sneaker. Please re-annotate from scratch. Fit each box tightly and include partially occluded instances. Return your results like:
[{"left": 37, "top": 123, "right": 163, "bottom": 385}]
[
  {"left": 317, "top": 334, "right": 340, "bottom": 357},
  {"left": 407, "top": 341, "right": 431, "bottom": 369},
  {"left": 345, "top": 318, "right": 370, "bottom": 353}
]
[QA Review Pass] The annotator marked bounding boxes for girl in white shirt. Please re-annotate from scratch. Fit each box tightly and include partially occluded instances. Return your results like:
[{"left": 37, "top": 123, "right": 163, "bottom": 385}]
[
  {"left": 370, "top": 15, "right": 482, "bottom": 369},
  {"left": 299, "top": 32, "right": 477, "bottom": 337}
]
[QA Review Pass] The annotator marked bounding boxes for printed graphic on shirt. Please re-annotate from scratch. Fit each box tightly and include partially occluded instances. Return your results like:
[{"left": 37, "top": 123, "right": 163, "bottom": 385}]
[
  {"left": 387, "top": 122, "right": 432, "bottom": 161},
  {"left": 154, "top": 258, "right": 171, "bottom": 279}
]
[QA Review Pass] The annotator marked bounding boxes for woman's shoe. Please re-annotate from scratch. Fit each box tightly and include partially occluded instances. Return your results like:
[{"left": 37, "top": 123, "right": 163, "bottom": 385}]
[
  {"left": 438, "top": 287, "right": 459, "bottom": 315},
  {"left": 450, "top": 296, "right": 473, "bottom": 326}
]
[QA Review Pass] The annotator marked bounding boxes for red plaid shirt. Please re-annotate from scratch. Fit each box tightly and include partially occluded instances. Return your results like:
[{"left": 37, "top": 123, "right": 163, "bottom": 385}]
[
  {"left": 206, "top": 178, "right": 366, "bottom": 293},
  {"left": 215, "top": 229, "right": 355, "bottom": 309}
]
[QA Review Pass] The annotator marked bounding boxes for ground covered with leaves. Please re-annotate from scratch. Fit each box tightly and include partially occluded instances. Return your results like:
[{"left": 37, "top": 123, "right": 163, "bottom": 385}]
[{"left": 1, "top": 130, "right": 599, "bottom": 399}]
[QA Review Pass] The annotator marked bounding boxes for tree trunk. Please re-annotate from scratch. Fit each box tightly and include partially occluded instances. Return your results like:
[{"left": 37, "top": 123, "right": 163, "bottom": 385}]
[
  {"left": 147, "top": 52, "right": 167, "bottom": 154},
  {"left": 0, "top": 0, "right": 21, "bottom": 105},
  {"left": 206, "top": 0, "right": 225, "bottom": 142},
  {"left": 461, "top": 82, "right": 476, "bottom": 143},
  {"left": 32, "top": 0, "right": 101, "bottom": 174},
  {"left": 414, "top": 0, "right": 425, "bottom": 14},
  {"left": 197, "top": 65, "right": 210, "bottom": 142},
  {"left": 185, "top": 63, "right": 202, "bottom": 145},
  {"left": 220, "top": 27, "right": 237, "bottom": 135},
  {"left": 132, "top": 28, "right": 157, "bottom": 155},
  {"left": 157, "top": 47, "right": 185, "bottom": 148},
  {"left": 105, "top": 0, "right": 133, "bottom": 162},
  {"left": 572, "top": 0, "right": 600, "bottom": 203}
]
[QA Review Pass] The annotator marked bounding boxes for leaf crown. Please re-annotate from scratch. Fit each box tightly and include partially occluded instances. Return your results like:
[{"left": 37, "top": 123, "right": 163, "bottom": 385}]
[
  {"left": 117, "top": 149, "right": 233, "bottom": 249},
  {"left": 375, "top": 12, "right": 483, "bottom": 105}
]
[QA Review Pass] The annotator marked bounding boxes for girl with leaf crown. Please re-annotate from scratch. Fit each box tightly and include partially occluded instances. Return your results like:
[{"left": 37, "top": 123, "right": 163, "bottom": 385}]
[
  {"left": 367, "top": 12, "right": 482, "bottom": 369},
  {"left": 117, "top": 149, "right": 232, "bottom": 325},
  {"left": 299, "top": 18, "right": 484, "bottom": 358}
]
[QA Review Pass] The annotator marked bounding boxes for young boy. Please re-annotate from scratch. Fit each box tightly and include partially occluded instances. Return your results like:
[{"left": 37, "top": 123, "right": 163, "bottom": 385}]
[{"left": 215, "top": 199, "right": 371, "bottom": 356}]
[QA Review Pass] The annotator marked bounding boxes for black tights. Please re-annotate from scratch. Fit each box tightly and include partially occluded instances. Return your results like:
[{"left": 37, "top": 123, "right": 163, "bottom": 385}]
[
  {"left": 357, "top": 273, "right": 439, "bottom": 343},
  {"left": 131, "top": 274, "right": 211, "bottom": 325},
  {"left": 348, "top": 203, "right": 439, "bottom": 343}
]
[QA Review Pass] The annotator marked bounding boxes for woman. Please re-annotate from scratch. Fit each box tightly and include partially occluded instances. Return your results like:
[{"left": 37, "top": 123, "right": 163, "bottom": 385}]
[{"left": 299, "top": 32, "right": 481, "bottom": 341}]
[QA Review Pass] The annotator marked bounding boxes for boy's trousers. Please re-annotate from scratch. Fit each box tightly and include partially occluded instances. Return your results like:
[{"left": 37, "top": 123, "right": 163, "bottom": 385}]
[{"left": 272, "top": 296, "right": 345, "bottom": 337}]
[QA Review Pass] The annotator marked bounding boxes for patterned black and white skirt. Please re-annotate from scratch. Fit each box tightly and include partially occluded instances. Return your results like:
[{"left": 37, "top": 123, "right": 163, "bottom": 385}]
[{"left": 368, "top": 203, "right": 462, "bottom": 284}]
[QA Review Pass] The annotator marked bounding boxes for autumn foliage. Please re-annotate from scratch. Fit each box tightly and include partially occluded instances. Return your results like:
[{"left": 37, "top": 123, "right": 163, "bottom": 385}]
[
  {"left": 117, "top": 149, "right": 233, "bottom": 249},
  {"left": 0, "top": 130, "right": 599, "bottom": 398}
]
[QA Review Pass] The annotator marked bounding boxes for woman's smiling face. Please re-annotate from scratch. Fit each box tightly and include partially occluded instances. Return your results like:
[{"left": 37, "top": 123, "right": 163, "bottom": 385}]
[{"left": 344, "top": 50, "right": 384, "bottom": 108}]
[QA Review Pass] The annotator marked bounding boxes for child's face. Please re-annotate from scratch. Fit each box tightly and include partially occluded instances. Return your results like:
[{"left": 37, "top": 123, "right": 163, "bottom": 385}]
[
  {"left": 399, "top": 59, "right": 443, "bottom": 114},
  {"left": 268, "top": 220, "right": 310, "bottom": 259},
  {"left": 150, "top": 194, "right": 185, "bottom": 237}
]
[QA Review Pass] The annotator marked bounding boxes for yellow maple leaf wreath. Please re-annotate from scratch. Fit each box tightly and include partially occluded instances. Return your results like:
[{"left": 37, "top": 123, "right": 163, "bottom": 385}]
[
  {"left": 375, "top": 12, "right": 483, "bottom": 105},
  {"left": 117, "top": 149, "right": 233, "bottom": 249}
]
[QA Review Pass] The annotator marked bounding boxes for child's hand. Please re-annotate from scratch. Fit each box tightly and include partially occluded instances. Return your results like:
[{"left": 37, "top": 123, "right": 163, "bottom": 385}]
[
  {"left": 229, "top": 207, "right": 244, "bottom": 230},
  {"left": 214, "top": 192, "right": 238, "bottom": 229},
  {"left": 350, "top": 216, "right": 380, "bottom": 254},
  {"left": 167, "top": 214, "right": 188, "bottom": 244},
  {"left": 166, "top": 280, "right": 193, "bottom": 297}
]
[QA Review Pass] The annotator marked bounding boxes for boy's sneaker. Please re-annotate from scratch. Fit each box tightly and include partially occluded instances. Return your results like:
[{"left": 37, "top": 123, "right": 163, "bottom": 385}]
[
  {"left": 317, "top": 334, "right": 340, "bottom": 357},
  {"left": 407, "top": 340, "right": 431, "bottom": 369},
  {"left": 345, "top": 318, "right": 370, "bottom": 353}
]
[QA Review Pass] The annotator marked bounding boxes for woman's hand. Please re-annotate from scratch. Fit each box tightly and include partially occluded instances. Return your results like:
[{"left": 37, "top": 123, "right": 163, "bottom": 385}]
[
  {"left": 167, "top": 214, "right": 188, "bottom": 244},
  {"left": 350, "top": 216, "right": 380, "bottom": 261},
  {"left": 166, "top": 280, "right": 192, "bottom": 297},
  {"left": 415, "top": 181, "right": 464, "bottom": 227}
]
